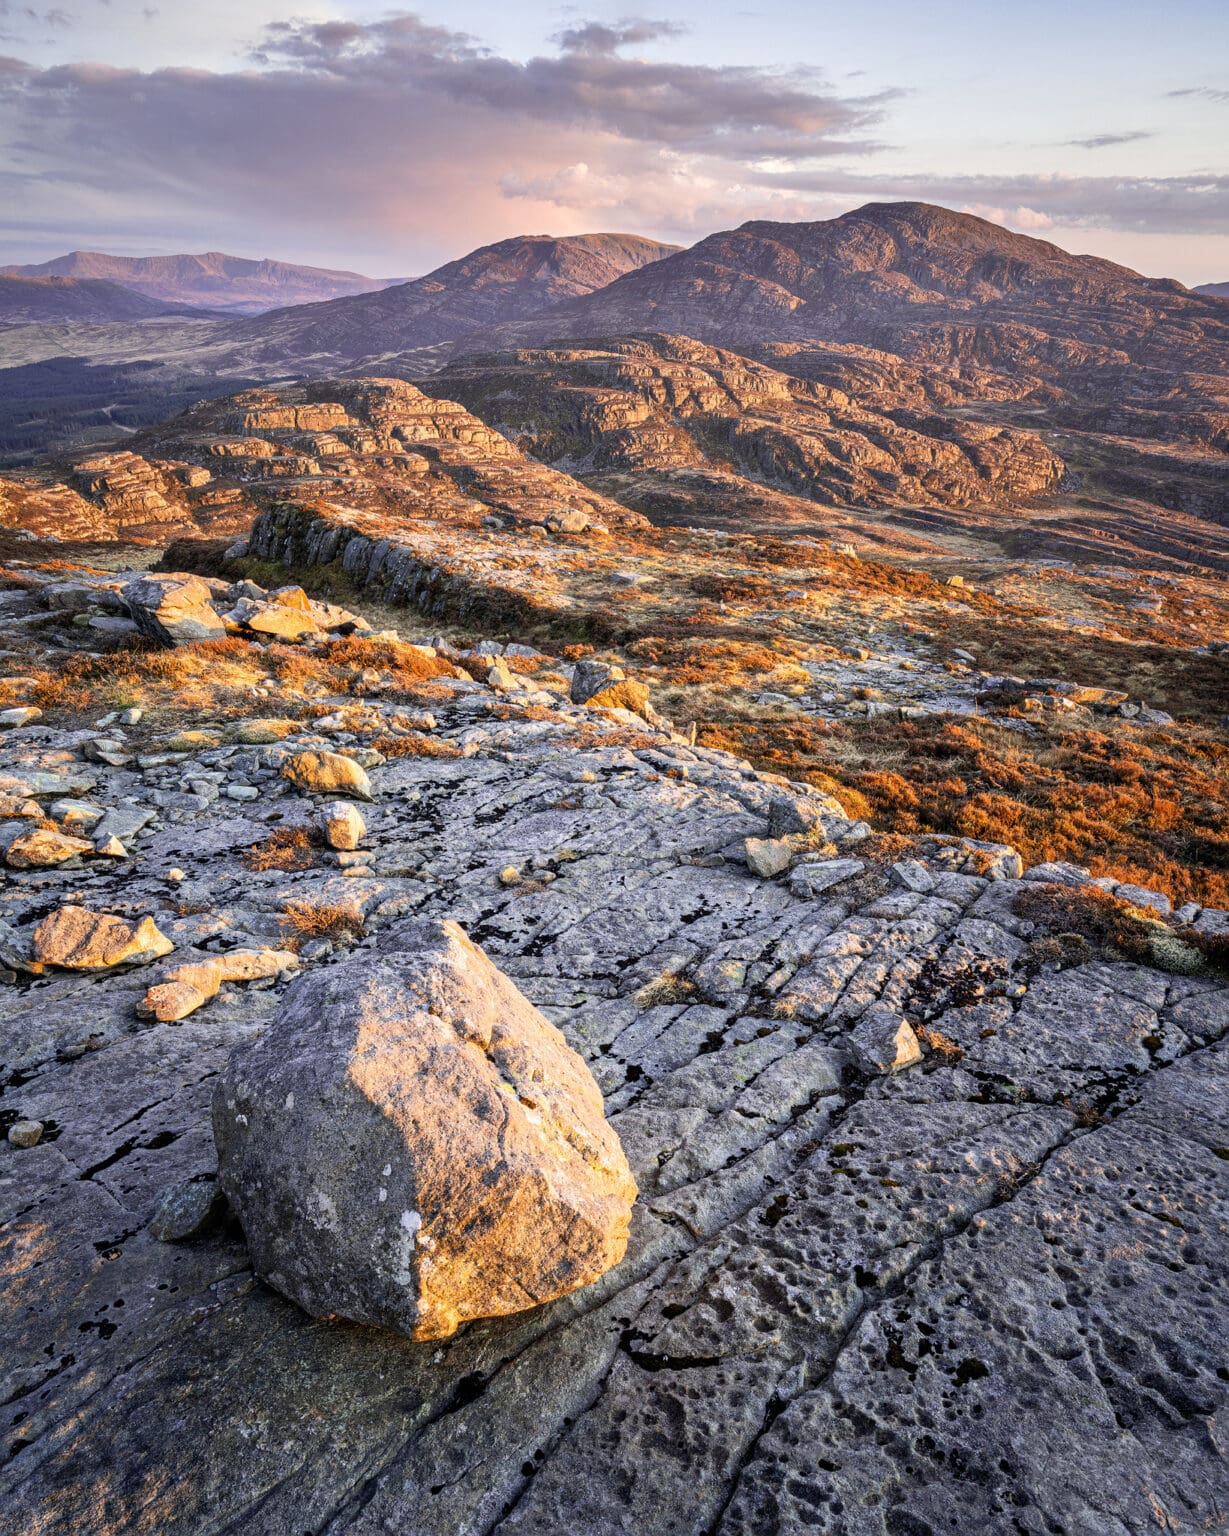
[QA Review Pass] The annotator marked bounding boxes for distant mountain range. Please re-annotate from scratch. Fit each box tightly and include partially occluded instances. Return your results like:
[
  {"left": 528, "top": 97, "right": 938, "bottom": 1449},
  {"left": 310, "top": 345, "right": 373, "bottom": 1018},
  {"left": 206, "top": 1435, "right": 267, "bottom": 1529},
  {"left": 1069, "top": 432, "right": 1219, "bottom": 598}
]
[
  {"left": 487, "top": 203, "right": 1227, "bottom": 380},
  {"left": 1196, "top": 282, "right": 1229, "bottom": 298},
  {"left": 0, "top": 251, "right": 400, "bottom": 314},
  {"left": 0, "top": 274, "right": 216, "bottom": 324},
  {"left": 208, "top": 233, "right": 682, "bottom": 370},
  {"left": 0, "top": 209, "right": 1225, "bottom": 475}
]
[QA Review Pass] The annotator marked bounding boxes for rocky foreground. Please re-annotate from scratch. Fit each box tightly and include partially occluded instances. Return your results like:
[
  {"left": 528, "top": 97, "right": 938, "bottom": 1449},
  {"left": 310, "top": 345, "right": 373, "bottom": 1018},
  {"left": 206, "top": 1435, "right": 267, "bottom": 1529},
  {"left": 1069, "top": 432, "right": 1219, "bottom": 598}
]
[{"left": 0, "top": 558, "right": 1226, "bottom": 1535}]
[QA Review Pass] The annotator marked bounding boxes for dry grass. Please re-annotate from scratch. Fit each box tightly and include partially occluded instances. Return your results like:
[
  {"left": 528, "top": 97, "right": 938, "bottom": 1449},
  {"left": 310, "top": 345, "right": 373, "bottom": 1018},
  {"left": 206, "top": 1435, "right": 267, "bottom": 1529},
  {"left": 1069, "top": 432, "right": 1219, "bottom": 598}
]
[
  {"left": 1013, "top": 882, "right": 1224, "bottom": 975},
  {"left": 698, "top": 711, "right": 1229, "bottom": 908},
  {"left": 367, "top": 731, "right": 463, "bottom": 759},
  {"left": 280, "top": 898, "right": 367, "bottom": 947},
  {"left": 244, "top": 826, "right": 321, "bottom": 873},
  {"left": 25, "top": 632, "right": 459, "bottom": 725}
]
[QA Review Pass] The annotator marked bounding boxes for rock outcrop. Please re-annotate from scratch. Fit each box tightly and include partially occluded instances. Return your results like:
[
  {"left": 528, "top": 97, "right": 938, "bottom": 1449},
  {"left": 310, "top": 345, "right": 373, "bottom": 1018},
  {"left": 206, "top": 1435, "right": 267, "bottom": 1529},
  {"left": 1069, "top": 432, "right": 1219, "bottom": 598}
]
[
  {"left": 214, "top": 919, "right": 637, "bottom": 1339},
  {"left": 430, "top": 333, "right": 1065, "bottom": 512}
]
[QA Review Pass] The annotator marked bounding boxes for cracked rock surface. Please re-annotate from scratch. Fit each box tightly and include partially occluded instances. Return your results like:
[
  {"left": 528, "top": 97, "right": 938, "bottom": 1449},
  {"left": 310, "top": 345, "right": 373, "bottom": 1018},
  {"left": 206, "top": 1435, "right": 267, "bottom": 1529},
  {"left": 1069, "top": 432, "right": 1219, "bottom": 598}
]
[{"left": 1, "top": 638, "right": 1226, "bottom": 1535}]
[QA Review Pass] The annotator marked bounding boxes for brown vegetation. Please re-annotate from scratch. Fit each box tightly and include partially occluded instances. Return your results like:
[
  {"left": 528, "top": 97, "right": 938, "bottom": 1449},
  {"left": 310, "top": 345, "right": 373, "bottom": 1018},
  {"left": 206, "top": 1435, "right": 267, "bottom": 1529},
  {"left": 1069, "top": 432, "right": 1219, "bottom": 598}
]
[
  {"left": 280, "top": 899, "right": 367, "bottom": 947},
  {"left": 697, "top": 712, "right": 1229, "bottom": 907}
]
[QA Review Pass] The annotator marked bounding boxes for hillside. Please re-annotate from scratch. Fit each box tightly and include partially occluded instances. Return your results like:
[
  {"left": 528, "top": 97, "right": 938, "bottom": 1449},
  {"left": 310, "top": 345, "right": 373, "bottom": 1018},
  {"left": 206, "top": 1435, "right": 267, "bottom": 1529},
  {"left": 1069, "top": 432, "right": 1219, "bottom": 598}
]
[
  {"left": 0, "top": 251, "right": 397, "bottom": 314},
  {"left": 0, "top": 538, "right": 1225, "bottom": 1534},
  {"left": 0, "top": 275, "right": 212, "bottom": 324},
  {"left": 191, "top": 233, "right": 682, "bottom": 374},
  {"left": 476, "top": 204, "right": 1229, "bottom": 451},
  {"left": 1196, "top": 281, "right": 1229, "bottom": 298}
]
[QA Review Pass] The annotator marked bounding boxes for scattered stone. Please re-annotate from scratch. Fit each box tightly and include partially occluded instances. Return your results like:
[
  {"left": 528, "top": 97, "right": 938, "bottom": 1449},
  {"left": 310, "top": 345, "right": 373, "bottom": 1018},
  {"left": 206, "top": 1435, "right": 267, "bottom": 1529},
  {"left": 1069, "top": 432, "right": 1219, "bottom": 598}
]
[
  {"left": 7, "top": 1119, "right": 44, "bottom": 1148},
  {"left": 123, "top": 573, "right": 226, "bottom": 646},
  {"left": 6, "top": 828, "right": 95, "bottom": 868},
  {"left": 745, "top": 837, "right": 794, "bottom": 879},
  {"left": 499, "top": 865, "right": 523, "bottom": 885},
  {"left": 213, "top": 919, "right": 637, "bottom": 1340},
  {"left": 139, "top": 948, "right": 299, "bottom": 1022},
  {"left": 82, "top": 738, "right": 133, "bottom": 767},
  {"left": 789, "top": 858, "right": 865, "bottom": 897},
  {"left": 281, "top": 750, "right": 373, "bottom": 801},
  {"left": 1115, "top": 883, "right": 1172, "bottom": 917},
  {"left": 321, "top": 801, "right": 366, "bottom": 850},
  {"left": 0, "top": 706, "right": 41, "bottom": 728},
  {"left": 50, "top": 798, "right": 104, "bottom": 829},
  {"left": 891, "top": 858, "right": 936, "bottom": 893},
  {"left": 32, "top": 906, "right": 174, "bottom": 970}
]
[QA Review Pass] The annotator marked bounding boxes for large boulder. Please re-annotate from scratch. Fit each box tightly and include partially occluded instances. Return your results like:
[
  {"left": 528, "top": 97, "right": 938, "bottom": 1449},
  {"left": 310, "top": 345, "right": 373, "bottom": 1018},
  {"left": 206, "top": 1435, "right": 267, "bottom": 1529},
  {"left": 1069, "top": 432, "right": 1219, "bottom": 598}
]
[
  {"left": 123, "top": 573, "right": 226, "bottom": 645},
  {"left": 213, "top": 919, "right": 637, "bottom": 1340}
]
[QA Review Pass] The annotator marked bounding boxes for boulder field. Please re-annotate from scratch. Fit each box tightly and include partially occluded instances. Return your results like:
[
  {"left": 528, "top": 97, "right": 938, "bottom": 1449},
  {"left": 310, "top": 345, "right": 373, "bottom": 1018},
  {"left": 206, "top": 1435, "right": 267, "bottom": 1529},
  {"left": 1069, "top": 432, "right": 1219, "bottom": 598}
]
[{"left": 0, "top": 589, "right": 1226, "bottom": 1534}]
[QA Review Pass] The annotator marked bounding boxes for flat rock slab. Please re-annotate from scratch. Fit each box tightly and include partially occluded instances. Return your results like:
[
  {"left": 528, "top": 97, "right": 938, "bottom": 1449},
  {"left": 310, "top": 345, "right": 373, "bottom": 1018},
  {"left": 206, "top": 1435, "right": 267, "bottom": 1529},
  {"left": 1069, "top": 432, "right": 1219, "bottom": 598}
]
[{"left": 1, "top": 679, "right": 1226, "bottom": 1536}]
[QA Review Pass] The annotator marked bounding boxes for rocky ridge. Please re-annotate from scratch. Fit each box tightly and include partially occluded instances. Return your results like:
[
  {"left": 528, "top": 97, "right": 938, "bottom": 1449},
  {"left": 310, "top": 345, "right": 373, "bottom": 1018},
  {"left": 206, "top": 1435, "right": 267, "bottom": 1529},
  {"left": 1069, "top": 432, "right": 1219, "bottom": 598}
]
[
  {"left": 428, "top": 333, "right": 1065, "bottom": 513},
  {"left": 0, "top": 555, "right": 1226, "bottom": 1534},
  {"left": 0, "top": 275, "right": 214, "bottom": 325},
  {"left": 0, "top": 377, "right": 648, "bottom": 545}
]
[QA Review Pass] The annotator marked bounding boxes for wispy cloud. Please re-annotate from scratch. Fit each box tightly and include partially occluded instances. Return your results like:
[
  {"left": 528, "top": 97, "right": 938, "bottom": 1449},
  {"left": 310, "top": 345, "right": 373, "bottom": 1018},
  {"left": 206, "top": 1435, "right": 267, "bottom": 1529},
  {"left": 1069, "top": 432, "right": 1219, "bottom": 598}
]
[
  {"left": 1167, "top": 86, "right": 1229, "bottom": 102},
  {"left": 1065, "top": 130, "right": 1154, "bottom": 149}
]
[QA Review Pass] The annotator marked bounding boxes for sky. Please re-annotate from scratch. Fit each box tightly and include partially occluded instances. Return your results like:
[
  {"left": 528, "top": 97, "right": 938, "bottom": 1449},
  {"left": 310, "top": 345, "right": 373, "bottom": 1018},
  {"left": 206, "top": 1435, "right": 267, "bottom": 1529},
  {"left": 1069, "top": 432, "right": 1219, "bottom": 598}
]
[{"left": 0, "top": 0, "right": 1226, "bottom": 284}]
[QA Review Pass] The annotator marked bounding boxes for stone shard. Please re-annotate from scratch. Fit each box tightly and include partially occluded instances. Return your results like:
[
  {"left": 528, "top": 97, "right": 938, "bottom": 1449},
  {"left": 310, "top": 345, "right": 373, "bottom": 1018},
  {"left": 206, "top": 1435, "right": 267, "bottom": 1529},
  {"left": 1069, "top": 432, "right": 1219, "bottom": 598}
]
[
  {"left": 281, "top": 749, "right": 372, "bottom": 800},
  {"left": 745, "top": 836, "right": 794, "bottom": 879},
  {"left": 213, "top": 919, "right": 637, "bottom": 1340},
  {"left": 32, "top": 906, "right": 174, "bottom": 970},
  {"left": 850, "top": 1008, "right": 923, "bottom": 1074}
]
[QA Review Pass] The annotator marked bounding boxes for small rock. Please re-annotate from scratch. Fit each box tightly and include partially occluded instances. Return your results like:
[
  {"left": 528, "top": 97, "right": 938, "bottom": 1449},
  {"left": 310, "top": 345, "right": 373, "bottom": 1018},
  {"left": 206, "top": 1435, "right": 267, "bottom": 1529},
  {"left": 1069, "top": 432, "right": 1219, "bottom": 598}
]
[
  {"left": 281, "top": 750, "right": 373, "bottom": 801},
  {"left": 32, "top": 906, "right": 174, "bottom": 970},
  {"left": 890, "top": 859, "right": 936, "bottom": 894},
  {"left": 745, "top": 837, "right": 794, "bottom": 879},
  {"left": 499, "top": 866, "right": 523, "bottom": 885},
  {"left": 768, "top": 791, "right": 845, "bottom": 838},
  {"left": 82, "top": 739, "right": 133, "bottom": 767},
  {"left": 6, "top": 828, "right": 96, "bottom": 868},
  {"left": 0, "top": 706, "right": 42, "bottom": 728},
  {"left": 850, "top": 1010, "right": 922, "bottom": 1074},
  {"left": 149, "top": 1179, "right": 228, "bottom": 1242},
  {"left": 123, "top": 573, "right": 226, "bottom": 646},
  {"left": 322, "top": 801, "right": 366, "bottom": 850},
  {"left": 7, "top": 1119, "right": 44, "bottom": 1149},
  {"left": 789, "top": 858, "right": 865, "bottom": 897},
  {"left": 1115, "top": 883, "right": 1172, "bottom": 917}
]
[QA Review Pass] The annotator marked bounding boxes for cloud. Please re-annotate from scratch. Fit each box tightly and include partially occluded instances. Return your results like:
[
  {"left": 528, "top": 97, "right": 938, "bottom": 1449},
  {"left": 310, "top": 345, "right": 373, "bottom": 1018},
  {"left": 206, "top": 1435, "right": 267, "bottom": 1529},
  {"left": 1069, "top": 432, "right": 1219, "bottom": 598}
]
[
  {"left": 0, "top": 10, "right": 1225, "bottom": 272},
  {"left": 1065, "top": 130, "right": 1153, "bottom": 149},
  {"left": 0, "top": 10, "right": 892, "bottom": 262},
  {"left": 554, "top": 19, "right": 685, "bottom": 54},
  {"left": 738, "top": 168, "right": 1229, "bottom": 236},
  {"left": 1167, "top": 86, "right": 1229, "bottom": 102}
]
